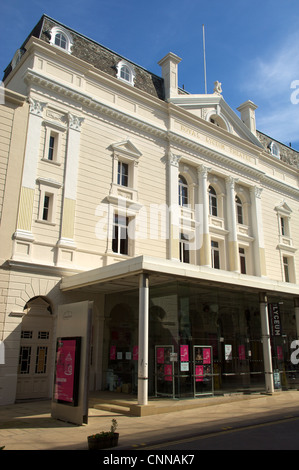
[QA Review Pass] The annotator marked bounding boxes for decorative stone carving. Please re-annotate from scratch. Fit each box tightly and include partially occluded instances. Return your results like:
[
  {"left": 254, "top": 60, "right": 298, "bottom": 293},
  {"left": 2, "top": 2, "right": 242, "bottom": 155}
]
[
  {"left": 28, "top": 98, "right": 47, "bottom": 116},
  {"left": 68, "top": 113, "right": 84, "bottom": 131},
  {"left": 213, "top": 81, "right": 222, "bottom": 95}
]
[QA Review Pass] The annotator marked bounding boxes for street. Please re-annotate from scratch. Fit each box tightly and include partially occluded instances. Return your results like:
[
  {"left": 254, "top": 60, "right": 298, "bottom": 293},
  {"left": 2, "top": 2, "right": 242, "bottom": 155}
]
[{"left": 146, "top": 415, "right": 299, "bottom": 450}]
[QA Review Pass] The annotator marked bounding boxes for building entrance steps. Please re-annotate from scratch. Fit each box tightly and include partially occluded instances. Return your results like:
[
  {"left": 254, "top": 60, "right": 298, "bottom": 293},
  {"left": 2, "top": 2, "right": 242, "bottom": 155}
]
[{"left": 88, "top": 390, "right": 269, "bottom": 417}]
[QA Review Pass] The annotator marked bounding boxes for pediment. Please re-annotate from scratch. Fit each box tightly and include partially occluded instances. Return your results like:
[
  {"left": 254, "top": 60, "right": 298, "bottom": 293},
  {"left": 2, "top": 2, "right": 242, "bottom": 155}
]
[
  {"left": 169, "top": 94, "right": 263, "bottom": 148},
  {"left": 110, "top": 139, "right": 142, "bottom": 159},
  {"left": 275, "top": 201, "right": 292, "bottom": 215}
]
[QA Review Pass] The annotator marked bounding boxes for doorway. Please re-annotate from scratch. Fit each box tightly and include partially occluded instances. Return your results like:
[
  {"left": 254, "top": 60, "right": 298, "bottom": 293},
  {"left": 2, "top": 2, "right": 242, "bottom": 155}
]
[{"left": 16, "top": 297, "right": 53, "bottom": 400}]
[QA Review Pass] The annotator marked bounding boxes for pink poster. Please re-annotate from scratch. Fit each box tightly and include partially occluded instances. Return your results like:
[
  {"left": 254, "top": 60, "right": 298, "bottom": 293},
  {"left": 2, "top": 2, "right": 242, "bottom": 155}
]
[
  {"left": 133, "top": 346, "right": 138, "bottom": 360},
  {"left": 180, "top": 345, "right": 189, "bottom": 362},
  {"left": 54, "top": 338, "right": 77, "bottom": 403},
  {"left": 110, "top": 345, "right": 116, "bottom": 360},
  {"left": 157, "top": 347, "right": 164, "bottom": 364},
  {"left": 195, "top": 365, "right": 204, "bottom": 382},
  {"left": 203, "top": 348, "right": 211, "bottom": 364},
  {"left": 164, "top": 364, "right": 173, "bottom": 381},
  {"left": 238, "top": 345, "right": 246, "bottom": 360}
]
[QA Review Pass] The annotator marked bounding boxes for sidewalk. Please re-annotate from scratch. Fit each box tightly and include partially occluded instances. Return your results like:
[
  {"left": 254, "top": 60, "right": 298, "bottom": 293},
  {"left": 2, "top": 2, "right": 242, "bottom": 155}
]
[{"left": 1, "top": 391, "right": 299, "bottom": 450}]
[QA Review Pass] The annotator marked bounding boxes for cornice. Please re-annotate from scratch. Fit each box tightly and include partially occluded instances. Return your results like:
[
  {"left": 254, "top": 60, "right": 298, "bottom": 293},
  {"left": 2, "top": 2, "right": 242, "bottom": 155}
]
[
  {"left": 24, "top": 70, "right": 299, "bottom": 197},
  {"left": 24, "top": 69, "right": 167, "bottom": 139}
]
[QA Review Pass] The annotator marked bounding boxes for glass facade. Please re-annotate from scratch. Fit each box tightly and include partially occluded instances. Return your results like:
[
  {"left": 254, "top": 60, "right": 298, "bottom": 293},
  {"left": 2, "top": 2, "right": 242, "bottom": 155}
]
[{"left": 103, "top": 280, "right": 299, "bottom": 398}]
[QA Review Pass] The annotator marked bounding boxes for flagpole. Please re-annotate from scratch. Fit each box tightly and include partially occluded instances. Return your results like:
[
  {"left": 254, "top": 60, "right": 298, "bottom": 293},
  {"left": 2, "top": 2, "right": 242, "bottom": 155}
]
[{"left": 202, "top": 24, "right": 207, "bottom": 94}]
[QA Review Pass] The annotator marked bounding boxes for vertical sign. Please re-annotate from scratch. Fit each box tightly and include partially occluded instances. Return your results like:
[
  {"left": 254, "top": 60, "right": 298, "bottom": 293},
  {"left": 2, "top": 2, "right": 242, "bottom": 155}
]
[
  {"left": 268, "top": 303, "right": 282, "bottom": 337},
  {"left": 51, "top": 301, "right": 92, "bottom": 425},
  {"left": 53, "top": 337, "right": 81, "bottom": 406}
]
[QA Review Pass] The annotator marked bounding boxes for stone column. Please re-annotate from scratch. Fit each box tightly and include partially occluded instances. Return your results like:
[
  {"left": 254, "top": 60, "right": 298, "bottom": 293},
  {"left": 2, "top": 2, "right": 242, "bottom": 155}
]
[
  {"left": 168, "top": 152, "right": 180, "bottom": 261},
  {"left": 57, "top": 113, "right": 84, "bottom": 262},
  {"left": 260, "top": 293, "right": 274, "bottom": 393},
  {"left": 197, "top": 165, "right": 211, "bottom": 266},
  {"left": 13, "top": 98, "right": 47, "bottom": 258},
  {"left": 138, "top": 273, "right": 149, "bottom": 406},
  {"left": 225, "top": 176, "right": 239, "bottom": 271},
  {"left": 250, "top": 186, "right": 267, "bottom": 276}
]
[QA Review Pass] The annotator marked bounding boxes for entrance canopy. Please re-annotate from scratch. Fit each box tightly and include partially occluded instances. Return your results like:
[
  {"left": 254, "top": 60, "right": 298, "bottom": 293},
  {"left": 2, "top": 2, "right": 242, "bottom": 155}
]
[{"left": 60, "top": 255, "right": 299, "bottom": 298}]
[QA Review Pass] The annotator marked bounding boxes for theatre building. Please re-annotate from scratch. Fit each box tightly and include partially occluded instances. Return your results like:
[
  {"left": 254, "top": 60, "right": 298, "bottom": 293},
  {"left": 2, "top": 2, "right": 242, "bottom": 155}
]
[{"left": 1, "top": 15, "right": 299, "bottom": 408}]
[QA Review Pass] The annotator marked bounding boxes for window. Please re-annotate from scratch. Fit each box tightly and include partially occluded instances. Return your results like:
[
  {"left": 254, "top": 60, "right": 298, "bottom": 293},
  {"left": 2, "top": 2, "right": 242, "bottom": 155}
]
[
  {"left": 49, "top": 26, "right": 73, "bottom": 53},
  {"left": 211, "top": 240, "right": 220, "bottom": 269},
  {"left": 269, "top": 141, "right": 280, "bottom": 158},
  {"left": 42, "top": 194, "right": 51, "bottom": 221},
  {"left": 112, "top": 214, "right": 129, "bottom": 255},
  {"left": 118, "top": 161, "right": 129, "bottom": 187},
  {"left": 178, "top": 175, "right": 188, "bottom": 207},
  {"left": 239, "top": 247, "right": 246, "bottom": 274},
  {"left": 48, "top": 135, "right": 55, "bottom": 161},
  {"left": 283, "top": 256, "right": 290, "bottom": 282},
  {"left": 120, "top": 65, "right": 130, "bottom": 82},
  {"left": 209, "top": 186, "right": 217, "bottom": 216},
  {"left": 116, "top": 60, "right": 136, "bottom": 86},
  {"left": 43, "top": 126, "right": 63, "bottom": 164},
  {"left": 54, "top": 33, "right": 67, "bottom": 50},
  {"left": 37, "top": 178, "right": 61, "bottom": 225},
  {"left": 235, "top": 196, "right": 243, "bottom": 224},
  {"left": 180, "top": 233, "right": 190, "bottom": 263},
  {"left": 21, "top": 331, "right": 33, "bottom": 339},
  {"left": 18, "top": 346, "right": 31, "bottom": 374},
  {"left": 280, "top": 217, "right": 287, "bottom": 236},
  {"left": 109, "top": 140, "right": 142, "bottom": 203},
  {"left": 35, "top": 346, "right": 48, "bottom": 374}
]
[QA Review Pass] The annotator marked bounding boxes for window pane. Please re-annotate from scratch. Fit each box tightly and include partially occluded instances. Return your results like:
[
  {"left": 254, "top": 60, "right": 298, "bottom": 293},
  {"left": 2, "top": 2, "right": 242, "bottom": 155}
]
[
  {"left": 112, "top": 215, "right": 129, "bottom": 254},
  {"left": 43, "top": 195, "right": 50, "bottom": 220},
  {"left": 18, "top": 346, "right": 31, "bottom": 374},
  {"left": 35, "top": 346, "right": 48, "bottom": 374},
  {"left": 209, "top": 187, "right": 217, "bottom": 216},
  {"left": 118, "top": 162, "right": 129, "bottom": 186},
  {"left": 48, "top": 135, "right": 55, "bottom": 160},
  {"left": 283, "top": 257, "right": 289, "bottom": 282},
  {"left": 178, "top": 176, "right": 188, "bottom": 206}
]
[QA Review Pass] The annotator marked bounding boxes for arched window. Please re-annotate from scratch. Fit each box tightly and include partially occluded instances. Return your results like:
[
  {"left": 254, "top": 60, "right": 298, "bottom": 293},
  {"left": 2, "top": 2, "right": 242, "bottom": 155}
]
[
  {"left": 235, "top": 196, "right": 243, "bottom": 224},
  {"left": 269, "top": 141, "right": 280, "bottom": 159},
  {"left": 209, "top": 186, "right": 217, "bottom": 216},
  {"left": 120, "top": 65, "right": 131, "bottom": 82},
  {"left": 178, "top": 175, "right": 188, "bottom": 207},
  {"left": 49, "top": 26, "right": 73, "bottom": 53},
  {"left": 116, "top": 60, "right": 136, "bottom": 86},
  {"left": 54, "top": 32, "right": 67, "bottom": 49}
]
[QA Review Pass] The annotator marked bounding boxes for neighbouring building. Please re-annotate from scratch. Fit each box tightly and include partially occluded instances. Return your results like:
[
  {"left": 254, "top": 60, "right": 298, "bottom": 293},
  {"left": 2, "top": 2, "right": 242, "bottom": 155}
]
[{"left": 1, "top": 15, "right": 299, "bottom": 407}]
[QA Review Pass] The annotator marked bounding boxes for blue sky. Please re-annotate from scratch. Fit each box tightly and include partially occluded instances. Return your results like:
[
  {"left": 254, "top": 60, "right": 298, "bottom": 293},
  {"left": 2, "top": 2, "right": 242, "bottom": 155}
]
[{"left": 2, "top": 0, "right": 299, "bottom": 149}]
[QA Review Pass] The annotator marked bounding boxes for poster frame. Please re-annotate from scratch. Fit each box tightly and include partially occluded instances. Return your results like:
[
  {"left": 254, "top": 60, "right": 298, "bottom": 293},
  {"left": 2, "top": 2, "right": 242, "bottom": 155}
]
[
  {"left": 193, "top": 345, "right": 213, "bottom": 397},
  {"left": 53, "top": 336, "right": 81, "bottom": 407},
  {"left": 154, "top": 345, "right": 175, "bottom": 398}
]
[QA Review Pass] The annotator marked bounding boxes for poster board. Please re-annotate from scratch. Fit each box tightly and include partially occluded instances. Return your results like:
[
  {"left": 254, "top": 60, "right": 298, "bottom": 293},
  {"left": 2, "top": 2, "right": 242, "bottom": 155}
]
[
  {"left": 53, "top": 337, "right": 81, "bottom": 406},
  {"left": 155, "top": 345, "right": 175, "bottom": 398},
  {"left": 51, "top": 301, "right": 92, "bottom": 425},
  {"left": 193, "top": 345, "right": 213, "bottom": 396}
]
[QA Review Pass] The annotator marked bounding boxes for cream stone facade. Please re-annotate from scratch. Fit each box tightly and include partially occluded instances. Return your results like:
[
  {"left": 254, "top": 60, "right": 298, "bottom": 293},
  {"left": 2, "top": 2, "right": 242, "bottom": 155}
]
[{"left": 1, "top": 15, "right": 299, "bottom": 407}]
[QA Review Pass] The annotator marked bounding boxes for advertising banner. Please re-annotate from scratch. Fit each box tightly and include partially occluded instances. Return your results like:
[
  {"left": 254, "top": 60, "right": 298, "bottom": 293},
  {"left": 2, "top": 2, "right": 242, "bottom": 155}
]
[
  {"left": 53, "top": 337, "right": 81, "bottom": 405},
  {"left": 51, "top": 301, "right": 92, "bottom": 425}
]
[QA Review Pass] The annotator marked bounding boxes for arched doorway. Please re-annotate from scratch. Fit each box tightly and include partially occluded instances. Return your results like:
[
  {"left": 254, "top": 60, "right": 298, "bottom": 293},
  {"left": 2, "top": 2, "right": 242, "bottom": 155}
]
[{"left": 16, "top": 296, "right": 54, "bottom": 400}]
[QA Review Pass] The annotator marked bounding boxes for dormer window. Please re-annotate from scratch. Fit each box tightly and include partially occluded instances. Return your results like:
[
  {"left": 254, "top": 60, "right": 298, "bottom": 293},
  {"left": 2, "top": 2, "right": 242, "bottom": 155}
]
[
  {"left": 54, "top": 33, "right": 67, "bottom": 49},
  {"left": 116, "top": 60, "right": 135, "bottom": 86},
  {"left": 49, "top": 26, "right": 73, "bottom": 53},
  {"left": 269, "top": 141, "right": 280, "bottom": 158}
]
